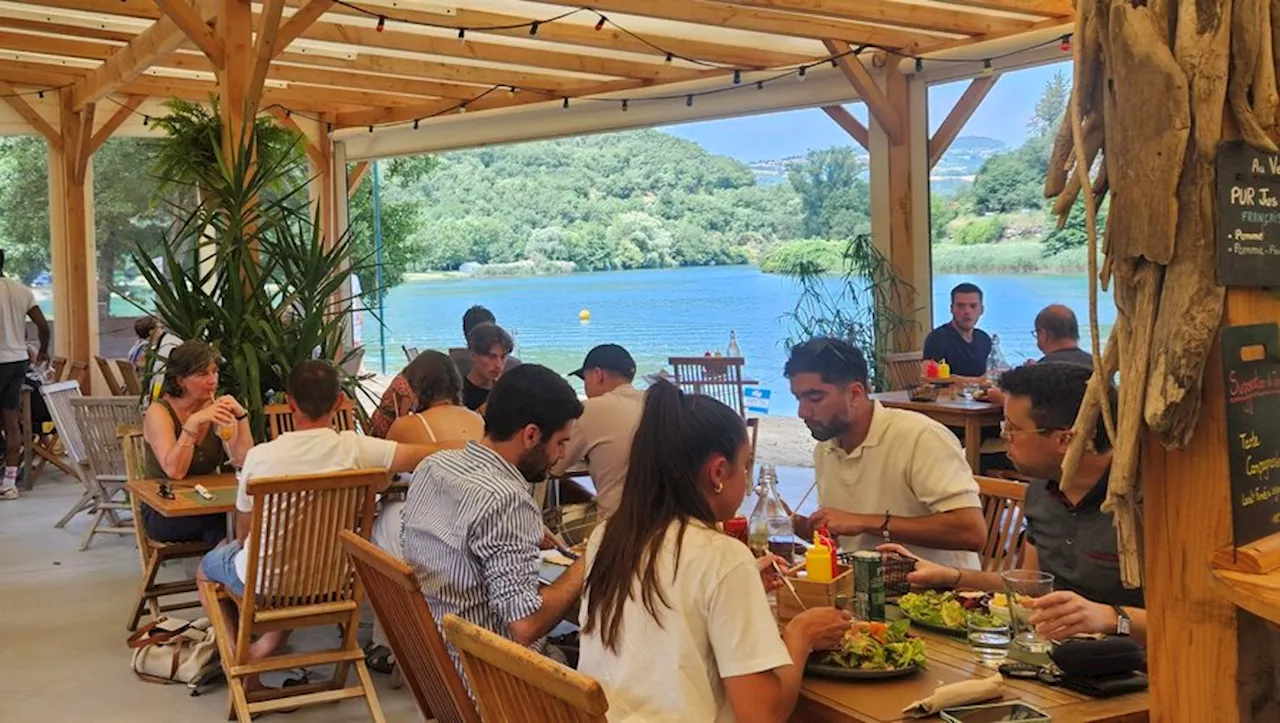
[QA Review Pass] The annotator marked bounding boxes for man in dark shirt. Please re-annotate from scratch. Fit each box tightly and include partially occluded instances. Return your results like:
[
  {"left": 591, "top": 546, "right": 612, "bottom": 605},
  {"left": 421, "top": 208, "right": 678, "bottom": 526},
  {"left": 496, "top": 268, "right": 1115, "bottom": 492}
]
[
  {"left": 1033, "top": 304, "right": 1094, "bottom": 367},
  {"left": 462, "top": 323, "right": 513, "bottom": 412},
  {"left": 881, "top": 363, "right": 1146, "bottom": 645},
  {"left": 451, "top": 305, "right": 520, "bottom": 378},
  {"left": 922, "top": 282, "right": 991, "bottom": 379}
]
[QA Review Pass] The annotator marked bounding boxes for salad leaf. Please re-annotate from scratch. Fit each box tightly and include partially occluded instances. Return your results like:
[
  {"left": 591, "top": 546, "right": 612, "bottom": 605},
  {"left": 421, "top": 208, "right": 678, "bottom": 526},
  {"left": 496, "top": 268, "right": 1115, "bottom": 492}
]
[
  {"left": 899, "top": 590, "right": 991, "bottom": 631},
  {"left": 820, "top": 621, "right": 928, "bottom": 671}
]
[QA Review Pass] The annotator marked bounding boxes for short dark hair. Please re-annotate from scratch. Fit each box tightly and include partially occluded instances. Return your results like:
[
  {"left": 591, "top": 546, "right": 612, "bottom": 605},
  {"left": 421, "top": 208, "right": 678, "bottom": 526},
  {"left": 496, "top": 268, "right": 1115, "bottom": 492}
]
[
  {"left": 783, "top": 338, "right": 870, "bottom": 388},
  {"left": 1034, "top": 305, "right": 1079, "bottom": 341},
  {"left": 0, "top": 249, "right": 7, "bottom": 273},
  {"left": 462, "top": 305, "right": 496, "bottom": 338},
  {"left": 485, "top": 364, "right": 583, "bottom": 443},
  {"left": 403, "top": 349, "right": 463, "bottom": 410},
  {"left": 134, "top": 316, "right": 158, "bottom": 340},
  {"left": 951, "top": 283, "right": 983, "bottom": 302},
  {"left": 467, "top": 322, "right": 513, "bottom": 355},
  {"left": 998, "top": 362, "right": 1115, "bottom": 452},
  {"left": 161, "top": 340, "right": 217, "bottom": 398},
  {"left": 287, "top": 360, "right": 341, "bottom": 422}
]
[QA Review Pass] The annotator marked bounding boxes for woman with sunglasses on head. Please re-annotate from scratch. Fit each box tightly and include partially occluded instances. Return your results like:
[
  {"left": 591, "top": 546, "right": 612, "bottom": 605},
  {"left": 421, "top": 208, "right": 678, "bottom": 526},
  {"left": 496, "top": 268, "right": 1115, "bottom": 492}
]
[
  {"left": 141, "top": 340, "right": 252, "bottom": 547},
  {"left": 579, "top": 381, "right": 851, "bottom": 722}
]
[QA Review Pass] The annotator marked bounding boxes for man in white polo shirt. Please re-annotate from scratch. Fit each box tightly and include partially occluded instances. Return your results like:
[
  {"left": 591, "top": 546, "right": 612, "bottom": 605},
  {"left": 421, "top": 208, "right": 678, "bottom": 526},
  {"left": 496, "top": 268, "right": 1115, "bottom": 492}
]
[{"left": 786, "top": 338, "right": 985, "bottom": 569}]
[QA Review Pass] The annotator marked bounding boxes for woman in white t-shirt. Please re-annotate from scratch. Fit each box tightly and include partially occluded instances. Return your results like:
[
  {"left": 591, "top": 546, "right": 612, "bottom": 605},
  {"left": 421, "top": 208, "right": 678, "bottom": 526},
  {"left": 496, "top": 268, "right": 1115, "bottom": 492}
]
[{"left": 579, "top": 381, "right": 851, "bottom": 723}]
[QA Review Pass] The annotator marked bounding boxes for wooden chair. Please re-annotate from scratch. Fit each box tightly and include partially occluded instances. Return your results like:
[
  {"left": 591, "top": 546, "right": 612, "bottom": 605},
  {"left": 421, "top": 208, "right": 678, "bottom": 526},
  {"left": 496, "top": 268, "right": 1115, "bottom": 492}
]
[
  {"left": 68, "top": 396, "right": 143, "bottom": 550},
  {"left": 668, "top": 356, "right": 747, "bottom": 417},
  {"left": 442, "top": 613, "right": 609, "bottom": 722},
  {"left": 200, "top": 468, "right": 387, "bottom": 723},
  {"left": 339, "top": 531, "right": 480, "bottom": 723},
  {"left": 403, "top": 345, "right": 420, "bottom": 363},
  {"left": 884, "top": 351, "right": 924, "bottom": 391},
  {"left": 976, "top": 475, "right": 1029, "bottom": 572},
  {"left": 120, "top": 424, "right": 210, "bottom": 631},
  {"left": 49, "top": 356, "right": 67, "bottom": 382},
  {"left": 115, "top": 359, "right": 143, "bottom": 396},
  {"left": 66, "top": 360, "right": 90, "bottom": 388},
  {"left": 94, "top": 355, "right": 124, "bottom": 396},
  {"left": 262, "top": 398, "right": 358, "bottom": 440},
  {"left": 43, "top": 381, "right": 96, "bottom": 529}
]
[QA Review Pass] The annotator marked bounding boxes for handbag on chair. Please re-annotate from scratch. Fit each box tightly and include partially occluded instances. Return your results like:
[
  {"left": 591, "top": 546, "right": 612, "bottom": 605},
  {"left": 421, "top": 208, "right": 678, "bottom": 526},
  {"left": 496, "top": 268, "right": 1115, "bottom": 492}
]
[{"left": 127, "top": 616, "right": 219, "bottom": 685}]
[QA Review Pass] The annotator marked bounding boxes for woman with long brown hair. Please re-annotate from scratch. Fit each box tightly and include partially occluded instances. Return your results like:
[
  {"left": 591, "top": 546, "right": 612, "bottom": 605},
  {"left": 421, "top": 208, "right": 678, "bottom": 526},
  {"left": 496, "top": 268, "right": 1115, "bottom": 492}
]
[{"left": 579, "top": 381, "right": 850, "bottom": 722}]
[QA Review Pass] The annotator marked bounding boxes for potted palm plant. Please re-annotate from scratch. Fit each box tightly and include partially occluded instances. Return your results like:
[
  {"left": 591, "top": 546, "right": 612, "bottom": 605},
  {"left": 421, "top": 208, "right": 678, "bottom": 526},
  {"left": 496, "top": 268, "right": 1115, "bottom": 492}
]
[{"left": 130, "top": 100, "right": 374, "bottom": 440}]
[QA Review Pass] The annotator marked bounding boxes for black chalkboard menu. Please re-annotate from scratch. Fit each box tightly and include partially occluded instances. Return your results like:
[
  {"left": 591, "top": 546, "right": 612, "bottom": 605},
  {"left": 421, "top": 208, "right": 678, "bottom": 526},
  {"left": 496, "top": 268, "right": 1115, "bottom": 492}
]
[
  {"left": 1216, "top": 141, "right": 1280, "bottom": 286},
  {"left": 1221, "top": 323, "right": 1280, "bottom": 547}
]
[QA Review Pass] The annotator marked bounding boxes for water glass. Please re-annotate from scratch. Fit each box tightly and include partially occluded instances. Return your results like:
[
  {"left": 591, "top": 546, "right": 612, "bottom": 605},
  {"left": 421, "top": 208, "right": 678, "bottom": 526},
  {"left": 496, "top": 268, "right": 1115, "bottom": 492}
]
[
  {"left": 967, "top": 618, "right": 1011, "bottom": 665},
  {"left": 1001, "top": 570, "right": 1054, "bottom": 654}
]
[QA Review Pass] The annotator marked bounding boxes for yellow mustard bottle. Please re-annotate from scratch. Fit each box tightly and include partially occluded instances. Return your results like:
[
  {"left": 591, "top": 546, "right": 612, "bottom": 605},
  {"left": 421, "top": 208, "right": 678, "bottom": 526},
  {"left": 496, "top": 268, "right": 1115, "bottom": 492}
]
[
  {"left": 938, "top": 359, "right": 951, "bottom": 379},
  {"left": 805, "top": 533, "right": 833, "bottom": 583}
]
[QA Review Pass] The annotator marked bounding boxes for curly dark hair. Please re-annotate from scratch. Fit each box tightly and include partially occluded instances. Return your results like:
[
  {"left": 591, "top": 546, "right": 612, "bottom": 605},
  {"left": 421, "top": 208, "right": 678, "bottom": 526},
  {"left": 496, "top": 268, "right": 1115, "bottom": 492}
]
[
  {"left": 998, "top": 362, "right": 1115, "bottom": 452},
  {"left": 161, "top": 340, "right": 218, "bottom": 398},
  {"left": 403, "top": 350, "right": 463, "bottom": 411}
]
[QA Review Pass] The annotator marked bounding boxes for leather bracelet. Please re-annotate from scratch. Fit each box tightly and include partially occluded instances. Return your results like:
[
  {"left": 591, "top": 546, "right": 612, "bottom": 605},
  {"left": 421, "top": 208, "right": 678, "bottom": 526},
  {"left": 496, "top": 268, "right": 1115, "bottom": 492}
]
[
  {"left": 235, "top": 412, "right": 248, "bottom": 421},
  {"left": 951, "top": 567, "right": 964, "bottom": 588},
  {"left": 180, "top": 427, "right": 198, "bottom": 439}
]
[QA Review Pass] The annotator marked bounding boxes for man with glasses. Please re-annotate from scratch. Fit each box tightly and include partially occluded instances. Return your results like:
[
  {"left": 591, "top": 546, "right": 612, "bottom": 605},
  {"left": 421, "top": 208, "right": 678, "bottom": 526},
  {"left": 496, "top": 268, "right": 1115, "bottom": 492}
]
[
  {"left": 880, "top": 362, "right": 1146, "bottom": 645},
  {"left": 1032, "top": 304, "right": 1093, "bottom": 367},
  {"left": 785, "top": 338, "right": 986, "bottom": 568}
]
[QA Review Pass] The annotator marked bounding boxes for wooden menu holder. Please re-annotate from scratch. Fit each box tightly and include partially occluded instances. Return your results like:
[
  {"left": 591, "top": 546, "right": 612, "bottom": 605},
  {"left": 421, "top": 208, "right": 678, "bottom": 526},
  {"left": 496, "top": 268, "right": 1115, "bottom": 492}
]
[{"left": 1211, "top": 531, "right": 1280, "bottom": 575}]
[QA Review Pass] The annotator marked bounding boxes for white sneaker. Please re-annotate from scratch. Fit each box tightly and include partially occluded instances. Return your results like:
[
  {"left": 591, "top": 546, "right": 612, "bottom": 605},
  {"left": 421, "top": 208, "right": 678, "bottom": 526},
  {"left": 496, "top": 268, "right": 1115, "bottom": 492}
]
[{"left": 0, "top": 487, "right": 18, "bottom": 500}]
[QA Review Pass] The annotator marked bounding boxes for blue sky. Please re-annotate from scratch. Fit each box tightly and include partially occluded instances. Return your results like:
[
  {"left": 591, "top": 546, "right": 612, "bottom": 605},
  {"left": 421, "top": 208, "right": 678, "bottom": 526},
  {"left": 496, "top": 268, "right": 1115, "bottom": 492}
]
[{"left": 661, "top": 62, "right": 1066, "bottom": 163}]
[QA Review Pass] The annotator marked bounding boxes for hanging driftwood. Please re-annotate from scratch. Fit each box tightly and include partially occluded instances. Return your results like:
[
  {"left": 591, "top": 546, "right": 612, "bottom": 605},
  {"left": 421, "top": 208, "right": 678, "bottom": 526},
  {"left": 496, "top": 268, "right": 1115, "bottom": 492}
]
[
  {"left": 1046, "top": 0, "right": 1103, "bottom": 200},
  {"left": 1230, "top": 0, "right": 1279, "bottom": 151},
  {"left": 1255, "top": 0, "right": 1279, "bottom": 130},
  {"left": 1062, "top": 331, "right": 1119, "bottom": 485},
  {"left": 1144, "top": 0, "right": 1234, "bottom": 449}
]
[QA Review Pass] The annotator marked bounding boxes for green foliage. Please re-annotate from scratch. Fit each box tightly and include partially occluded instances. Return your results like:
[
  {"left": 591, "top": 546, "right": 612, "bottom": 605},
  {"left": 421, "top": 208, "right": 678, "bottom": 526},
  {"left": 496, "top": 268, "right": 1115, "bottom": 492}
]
[
  {"left": 1029, "top": 71, "right": 1069, "bottom": 139},
  {"left": 759, "top": 240, "right": 844, "bottom": 274},
  {"left": 952, "top": 216, "right": 1006, "bottom": 246},
  {"left": 348, "top": 163, "right": 427, "bottom": 292},
  {"left": 1043, "top": 196, "right": 1110, "bottom": 256},
  {"left": 787, "top": 146, "right": 870, "bottom": 238},
  {"left": 0, "top": 137, "right": 52, "bottom": 282},
  {"left": 933, "top": 240, "right": 1095, "bottom": 274},
  {"left": 780, "top": 235, "right": 920, "bottom": 392},
  {"left": 130, "top": 115, "right": 369, "bottom": 440},
  {"left": 970, "top": 136, "right": 1050, "bottom": 214}
]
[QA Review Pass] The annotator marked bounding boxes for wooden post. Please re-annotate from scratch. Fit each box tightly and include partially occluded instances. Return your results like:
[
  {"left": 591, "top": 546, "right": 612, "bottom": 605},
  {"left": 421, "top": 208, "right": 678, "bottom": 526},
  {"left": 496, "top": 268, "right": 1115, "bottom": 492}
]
[
  {"left": 47, "top": 88, "right": 96, "bottom": 387},
  {"left": 218, "top": 0, "right": 252, "bottom": 152}
]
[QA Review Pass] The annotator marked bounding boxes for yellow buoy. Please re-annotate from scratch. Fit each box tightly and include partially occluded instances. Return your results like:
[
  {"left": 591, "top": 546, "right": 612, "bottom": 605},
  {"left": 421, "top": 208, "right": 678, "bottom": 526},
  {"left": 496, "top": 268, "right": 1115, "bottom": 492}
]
[{"left": 579, "top": 308, "right": 591, "bottom": 322}]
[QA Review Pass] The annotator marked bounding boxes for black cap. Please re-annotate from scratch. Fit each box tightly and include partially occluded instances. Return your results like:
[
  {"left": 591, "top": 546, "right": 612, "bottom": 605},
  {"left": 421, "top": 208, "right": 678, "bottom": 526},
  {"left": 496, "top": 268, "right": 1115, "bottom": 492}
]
[{"left": 569, "top": 344, "right": 636, "bottom": 380}]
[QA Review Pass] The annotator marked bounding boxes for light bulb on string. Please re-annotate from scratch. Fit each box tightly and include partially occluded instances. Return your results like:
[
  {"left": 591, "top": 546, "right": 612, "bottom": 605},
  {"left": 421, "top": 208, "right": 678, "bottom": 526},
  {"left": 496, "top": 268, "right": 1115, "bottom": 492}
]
[
  {"left": 457, "top": 28, "right": 466, "bottom": 43},
  {"left": 458, "top": 105, "right": 467, "bottom": 114},
  {"left": 508, "top": 86, "right": 517, "bottom": 96},
  {"left": 594, "top": 16, "right": 606, "bottom": 31},
  {"left": 915, "top": 57, "right": 923, "bottom": 72},
  {"left": 376, "top": 15, "right": 385, "bottom": 32},
  {"left": 413, "top": 119, "right": 420, "bottom": 130},
  {"left": 562, "top": 97, "right": 570, "bottom": 109},
  {"left": 1060, "top": 35, "right": 1072, "bottom": 52},
  {"left": 686, "top": 94, "right": 693, "bottom": 107},
  {"left": 37, "top": 91, "right": 43, "bottom": 99},
  {"left": 368, "top": 125, "right": 373, "bottom": 133},
  {"left": 981, "top": 59, "right": 993, "bottom": 76},
  {"left": 830, "top": 58, "right": 838, "bottom": 67},
  {"left": 733, "top": 69, "right": 741, "bottom": 85},
  {"left": 529, "top": 21, "right": 539, "bottom": 36},
  {"left": 665, "top": 53, "right": 673, "bottom": 64},
  {"left": 756, "top": 81, "right": 764, "bottom": 91},
  {"left": 798, "top": 66, "right": 807, "bottom": 81},
  {"left": 621, "top": 99, "right": 629, "bottom": 112},
  {"left": 142, "top": 115, "right": 149, "bottom": 126}
]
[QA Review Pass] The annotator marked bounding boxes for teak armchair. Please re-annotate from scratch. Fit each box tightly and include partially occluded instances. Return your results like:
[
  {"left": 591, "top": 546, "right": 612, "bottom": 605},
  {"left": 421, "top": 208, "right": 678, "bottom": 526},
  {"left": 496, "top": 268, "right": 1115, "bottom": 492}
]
[
  {"left": 200, "top": 468, "right": 386, "bottom": 723},
  {"left": 262, "top": 399, "right": 358, "bottom": 440},
  {"left": 976, "top": 475, "right": 1030, "bottom": 572},
  {"left": 340, "top": 531, "right": 480, "bottom": 723}
]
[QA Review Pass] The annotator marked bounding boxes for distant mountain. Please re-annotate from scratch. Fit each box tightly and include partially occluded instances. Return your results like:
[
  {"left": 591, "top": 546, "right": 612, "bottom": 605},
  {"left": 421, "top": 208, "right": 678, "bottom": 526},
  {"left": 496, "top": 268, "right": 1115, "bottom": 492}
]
[{"left": 744, "top": 135, "right": 1006, "bottom": 187}]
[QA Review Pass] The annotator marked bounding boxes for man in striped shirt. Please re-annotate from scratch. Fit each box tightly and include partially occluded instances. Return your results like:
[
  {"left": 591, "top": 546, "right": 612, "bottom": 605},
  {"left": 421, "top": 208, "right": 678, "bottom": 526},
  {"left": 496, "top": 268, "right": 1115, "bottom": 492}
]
[{"left": 403, "top": 364, "right": 585, "bottom": 668}]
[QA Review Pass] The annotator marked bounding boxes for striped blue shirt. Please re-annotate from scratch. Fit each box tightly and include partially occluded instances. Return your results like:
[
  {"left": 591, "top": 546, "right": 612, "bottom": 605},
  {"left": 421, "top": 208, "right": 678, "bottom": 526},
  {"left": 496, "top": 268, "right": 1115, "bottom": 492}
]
[{"left": 402, "top": 440, "right": 545, "bottom": 667}]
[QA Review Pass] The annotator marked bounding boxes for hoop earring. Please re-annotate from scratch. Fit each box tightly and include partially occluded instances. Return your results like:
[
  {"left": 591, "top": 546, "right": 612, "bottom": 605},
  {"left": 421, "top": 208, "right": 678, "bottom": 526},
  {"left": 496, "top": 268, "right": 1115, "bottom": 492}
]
[{"left": 713, "top": 481, "right": 724, "bottom": 494}]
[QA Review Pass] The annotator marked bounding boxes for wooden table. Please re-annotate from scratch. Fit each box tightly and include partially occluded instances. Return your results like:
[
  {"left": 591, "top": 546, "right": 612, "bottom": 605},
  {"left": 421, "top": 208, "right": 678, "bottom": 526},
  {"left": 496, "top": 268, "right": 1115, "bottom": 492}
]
[
  {"left": 126, "top": 473, "right": 239, "bottom": 517},
  {"left": 793, "top": 628, "right": 1148, "bottom": 723},
  {"left": 871, "top": 391, "right": 1002, "bottom": 472}
]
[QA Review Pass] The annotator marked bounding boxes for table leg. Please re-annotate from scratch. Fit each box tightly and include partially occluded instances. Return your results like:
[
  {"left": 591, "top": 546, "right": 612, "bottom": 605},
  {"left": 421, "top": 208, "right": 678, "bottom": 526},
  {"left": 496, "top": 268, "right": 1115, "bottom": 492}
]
[
  {"left": 964, "top": 420, "right": 982, "bottom": 473},
  {"left": 19, "top": 388, "right": 33, "bottom": 490}
]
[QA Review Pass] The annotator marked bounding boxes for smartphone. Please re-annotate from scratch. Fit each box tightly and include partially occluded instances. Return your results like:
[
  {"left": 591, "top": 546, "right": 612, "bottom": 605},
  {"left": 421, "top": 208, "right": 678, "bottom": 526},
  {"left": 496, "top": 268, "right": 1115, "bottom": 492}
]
[{"left": 938, "top": 701, "right": 1052, "bottom": 723}]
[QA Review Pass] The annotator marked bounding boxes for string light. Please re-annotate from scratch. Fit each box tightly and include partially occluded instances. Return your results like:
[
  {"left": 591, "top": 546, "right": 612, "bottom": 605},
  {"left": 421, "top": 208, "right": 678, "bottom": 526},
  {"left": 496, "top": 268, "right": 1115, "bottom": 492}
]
[
  {"left": 529, "top": 21, "right": 539, "bottom": 36},
  {"left": 797, "top": 66, "right": 807, "bottom": 81},
  {"left": 732, "top": 70, "right": 741, "bottom": 85},
  {"left": 375, "top": 15, "right": 385, "bottom": 32},
  {"left": 413, "top": 119, "right": 419, "bottom": 130},
  {"left": 830, "top": 58, "right": 838, "bottom": 68},
  {"left": 756, "top": 81, "right": 764, "bottom": 91},
  {"left": 621, "top": 99, "right": 628, "bottom": 112},
  {"left": 981, "top": 59, "right": 993, "bottom": 76},
  {"left": 37, "top": 91, "right": 43, "bottom": 99},
  {"left": 142, "top": 115, "right": 149, "bottom": 126},
  {"left": 594, "top": 16, "right": 606, "bottom": 31},
  {"left": 664, "top": 53, "right": 673, "bottom": 65},
  {"left": 507, "top": 86, "right": 517, "bottom": 96},
  {"left": 562, "top": 97, "right": 570, "bottom": 109},
  {"left": 915, "top": 57, "right": 923, "bottom": 72},
  {"left": 457, "top": 28, "right": 465, "bottom": 42},
  {"left": 685, "top": 94, "right": 693, "bottom": 107},
  {"left": 368, "top": 125, "right": 373, "bottom": 132},
  {"left": 1060, "top": 35, "right": 1072, "bottom": 52}
]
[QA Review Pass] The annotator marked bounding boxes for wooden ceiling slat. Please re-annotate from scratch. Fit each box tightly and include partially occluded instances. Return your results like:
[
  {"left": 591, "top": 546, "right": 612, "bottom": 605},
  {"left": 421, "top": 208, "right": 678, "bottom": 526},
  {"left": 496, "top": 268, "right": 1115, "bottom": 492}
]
[
  {"left": 155, "top": 0, "right": 225, "bottom": 67},
  {"left": 0, "top": 18, "right": 134, "bottom": 43},
  {"left": 532, "top": 0, "right": 932, "bottom": 46},
  {"left": 271, "top": 0, "right": 334, "bottom": 57},
  {"left": 0, "top": 59, "right": 84, "bottom": 86},
  {"left": 717, "top": 0, "right": 1031, "bottom": 36},
  {"left": 936, "top": 0, "right": 1072, "bottom": 16},
  {"left": 88, "top": 93, "right": 143, "bottom": 153},
  {"left": 0, "top": 80, "right": 62, "bottom": 147},
  {"left": 0, "top": 29, "right": 117, "bottom": 60}
]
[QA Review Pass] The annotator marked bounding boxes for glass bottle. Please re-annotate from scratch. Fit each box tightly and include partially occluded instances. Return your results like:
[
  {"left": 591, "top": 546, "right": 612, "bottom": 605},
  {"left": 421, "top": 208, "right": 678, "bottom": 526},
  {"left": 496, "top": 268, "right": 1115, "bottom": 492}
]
[
  {"left": 987, "top": 333, "right": 1011, "bottom": 377},
  {"left": 749, "top": 464, "right": 795, "bottom": 565},
  {"left": 726, "top": 330, "right": 742, "bottom": 358}
]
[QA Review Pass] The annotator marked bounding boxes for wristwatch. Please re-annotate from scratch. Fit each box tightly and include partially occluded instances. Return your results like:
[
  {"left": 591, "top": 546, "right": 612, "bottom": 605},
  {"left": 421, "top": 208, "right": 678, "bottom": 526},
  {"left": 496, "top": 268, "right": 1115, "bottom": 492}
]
[{"left": 1111, "top": 605, "right": 1131, "bottom": 636}]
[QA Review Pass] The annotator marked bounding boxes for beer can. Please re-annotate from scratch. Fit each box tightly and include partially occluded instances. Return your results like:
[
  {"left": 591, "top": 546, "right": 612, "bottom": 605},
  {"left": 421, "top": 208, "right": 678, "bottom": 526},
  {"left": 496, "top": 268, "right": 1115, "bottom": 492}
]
[{"left": 852, "top": 550, "right": 885, "bottom": 621}]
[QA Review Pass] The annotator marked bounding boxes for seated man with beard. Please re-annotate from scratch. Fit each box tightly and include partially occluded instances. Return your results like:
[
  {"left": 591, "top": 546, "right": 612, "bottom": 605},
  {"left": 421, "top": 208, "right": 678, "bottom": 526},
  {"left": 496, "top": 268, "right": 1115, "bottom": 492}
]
[{"left": 402, "top": 364, "right": 585, "bottom": 668}]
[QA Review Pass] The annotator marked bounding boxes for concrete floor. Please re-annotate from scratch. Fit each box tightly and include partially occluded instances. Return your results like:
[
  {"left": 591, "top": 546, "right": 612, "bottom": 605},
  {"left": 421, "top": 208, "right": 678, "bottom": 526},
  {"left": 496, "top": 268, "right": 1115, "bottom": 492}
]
[{"left": 0, "top": 471, "right": 422, "bottom": 723}]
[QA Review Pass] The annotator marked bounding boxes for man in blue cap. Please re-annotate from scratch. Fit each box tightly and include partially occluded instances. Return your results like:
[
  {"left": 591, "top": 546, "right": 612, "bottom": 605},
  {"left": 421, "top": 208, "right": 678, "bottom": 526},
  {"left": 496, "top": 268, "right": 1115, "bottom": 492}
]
[{"left": 552, "top": 344, "right": 644, "bottom": 519}]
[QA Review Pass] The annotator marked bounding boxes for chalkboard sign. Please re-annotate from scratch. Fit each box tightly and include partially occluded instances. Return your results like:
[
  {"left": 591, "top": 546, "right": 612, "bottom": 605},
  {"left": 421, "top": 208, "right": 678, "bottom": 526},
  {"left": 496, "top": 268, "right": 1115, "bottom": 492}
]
[
  {"left": 1216, "top": 141, "right": 1280, "bottom": 286},
  {"left": 1221, "top": 323, "right": 1280, "bottom": 547}
]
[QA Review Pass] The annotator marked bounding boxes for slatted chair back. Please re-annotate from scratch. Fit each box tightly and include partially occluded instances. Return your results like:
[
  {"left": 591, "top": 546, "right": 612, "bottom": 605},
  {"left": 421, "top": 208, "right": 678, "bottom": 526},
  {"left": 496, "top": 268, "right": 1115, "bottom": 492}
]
[
  {"left": 115, "top": 359, "right": 143, "bottom": 396},
  {"left": 668, "top": 356, "right": 746, "bottom": 418},
  {"left": 340, "top": 531, "right": 480, "bottom": 723},
  {"left": 49, "top": 356, "right": 67, "bottom": 382},
  {"left": 71, "top": 397, "right": 142, "bottom": 483},
  {"left": 41, "top": 381, "right": 86, "bottom": 465},
  {"left": 443, "top": 614, "right": 608, "bottom": 722},
  {"left": 262, "top": 398, "right": 357, "bottom": 441},
  {"left": 976, "top": 475, "right": 1029, "bottom": 572},
  {"left": 403, "top": 345, "right": 420, "bottom": 362},
  {"left": 119, "top": 424, "right": 150, "bottom": 563},
  {"left": 884, "top": 351, "right": 924, "bottom": 391},
  {"left": 66, "top": 360, "right": 90, "bottom": 388},
  {"left": 94, "top": 356, "right": 124, "bottom": 396}
]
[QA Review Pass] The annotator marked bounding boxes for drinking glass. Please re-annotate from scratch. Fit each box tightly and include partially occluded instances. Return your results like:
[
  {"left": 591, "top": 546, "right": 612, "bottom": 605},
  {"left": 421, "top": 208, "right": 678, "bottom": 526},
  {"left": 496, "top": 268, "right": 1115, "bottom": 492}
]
[
  {"left": 1001, "top": 570, "right": 1054, "bottom": 654},
  {"left": 967, "top": 617, "right": 1011, "bottom": 665}
]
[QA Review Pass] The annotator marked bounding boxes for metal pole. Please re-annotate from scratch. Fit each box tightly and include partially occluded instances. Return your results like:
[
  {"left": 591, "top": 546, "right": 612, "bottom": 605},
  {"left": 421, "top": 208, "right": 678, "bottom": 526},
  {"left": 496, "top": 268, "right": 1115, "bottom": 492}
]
[{"left": 373, "top": 160, "right": 386, "bottom": 374}]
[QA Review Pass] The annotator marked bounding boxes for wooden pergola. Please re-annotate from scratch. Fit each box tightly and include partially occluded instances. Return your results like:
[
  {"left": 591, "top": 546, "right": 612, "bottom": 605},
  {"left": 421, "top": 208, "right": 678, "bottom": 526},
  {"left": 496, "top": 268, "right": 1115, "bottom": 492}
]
[{"left": 10, "top": 3, "right": 1271, "bottom": 722}]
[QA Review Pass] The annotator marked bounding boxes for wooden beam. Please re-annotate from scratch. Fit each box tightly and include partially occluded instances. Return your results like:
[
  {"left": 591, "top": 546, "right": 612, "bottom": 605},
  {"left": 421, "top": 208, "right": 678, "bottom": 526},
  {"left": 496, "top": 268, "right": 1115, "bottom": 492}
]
[
  {"left": 246, "top": 0, "right": 285, "bottom": 117},
  {"left": 824, "top": 39, "right": 904, "bottom": 145},
  {"left": 155, "top": 0, "right": 226, "bottom": 67},
  {"left": 266, "top": 63, "right": 472, "bottom": 100},
  {"left": 0, "top": 18, "right": 134, "bottom": 43},
  {"left": 266, "top": 105, "right": 324, "bottom": 166},
  {"left": 0, "top": 82, "right": 62, "bottom": 149},
  {"left": 346, "top": 161, "right": 369, "bottom": 198},
  {"left": 928, "top": 74, "right": 998, "bottom": 169},
  {"left": 88, "top": 94, "right": 144, "bottom": 155},
  {"left": 936, "top": 0, "right": 1072, "bottom": 16},
  {"left": 69, "top": 0, "right": 216, "bottom": 109},
  {"left": 291, "top": 0, "right": 815, "bottom": 69},
  {"left": 533, "top": 0, "right": 923, "bottom": 46},
  {"left": 72, "top": 102, "right": 95, "bottom": 183},
  {"left": 717, "top": 0, "right": 1030, "bottom": 36},
  {"left": 55, "top": 86, "right": 93, "bottom": 377},
  {"left": 880, "top": 59, "right": 916, "bottom": 350},
  {"left": 271, "top": 0, "right": 335, "bottom": 58},
  {"left": 821, "top": 105, "right": 868, "bottom": 150},
  {"left": 0, "top": 29, "right": 116, "bottom": 61},
  {"left": 118, "top": 73, "right": 421, "bottom": 109},
  {"left": 273, "top": 51, "right": 598, "bottom": 94}
]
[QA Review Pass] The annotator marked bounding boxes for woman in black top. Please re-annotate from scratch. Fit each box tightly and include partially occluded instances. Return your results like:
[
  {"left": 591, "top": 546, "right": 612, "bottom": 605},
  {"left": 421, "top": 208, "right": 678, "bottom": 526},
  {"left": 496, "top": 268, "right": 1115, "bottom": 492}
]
[{"left": 140, "top": 340, "right": 253, "bottom": 546}]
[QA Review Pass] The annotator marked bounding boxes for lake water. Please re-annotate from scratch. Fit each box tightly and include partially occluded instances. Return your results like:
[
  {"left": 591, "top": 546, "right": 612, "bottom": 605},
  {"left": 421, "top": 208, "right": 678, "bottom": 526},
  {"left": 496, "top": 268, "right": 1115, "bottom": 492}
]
[{"left": 359, "top": 266, "right": 1115, "bottom": 417}]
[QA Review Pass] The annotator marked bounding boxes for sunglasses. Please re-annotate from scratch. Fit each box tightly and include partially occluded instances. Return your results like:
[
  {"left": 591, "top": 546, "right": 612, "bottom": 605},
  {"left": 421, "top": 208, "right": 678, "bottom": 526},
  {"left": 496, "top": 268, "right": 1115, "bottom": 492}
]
[{"left": 157, "top": 483, "right": 175, "bottom": 500}]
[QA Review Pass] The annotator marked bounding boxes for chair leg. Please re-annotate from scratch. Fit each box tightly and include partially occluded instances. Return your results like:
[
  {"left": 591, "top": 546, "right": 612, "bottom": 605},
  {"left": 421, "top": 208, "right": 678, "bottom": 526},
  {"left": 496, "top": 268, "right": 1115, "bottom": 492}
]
[
  {"left": 79, "top": 509, "right": 106, "bottom": 551},
  {"left": 128, "top": 554, "right": 163, "bottom": 631},
  {"left": 354, "top": 661, "right": 388, "bottom": 723},
  {"left": 55, "top": 490, "right": 93, "bottom": 528}
]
